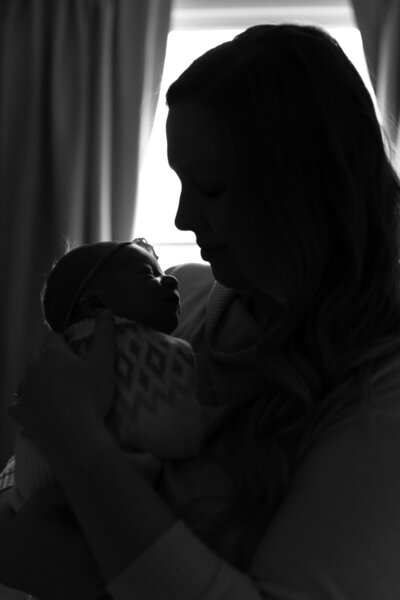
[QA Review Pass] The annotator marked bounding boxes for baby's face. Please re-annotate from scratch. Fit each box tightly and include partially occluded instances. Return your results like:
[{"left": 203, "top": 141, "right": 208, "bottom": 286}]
[{"left": 100, "top": 245, "right": 180, "bottom": 334}]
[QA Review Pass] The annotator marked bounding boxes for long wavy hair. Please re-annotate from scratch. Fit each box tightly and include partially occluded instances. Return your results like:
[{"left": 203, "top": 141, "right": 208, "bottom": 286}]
[{"left": 166, "top": 24, "right": 400, "bottom": 567}]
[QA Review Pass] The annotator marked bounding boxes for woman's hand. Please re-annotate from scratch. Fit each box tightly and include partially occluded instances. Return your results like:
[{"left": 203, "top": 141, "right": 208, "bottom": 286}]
[
  {"left": 0, "top": 485, "right": 108, "bottom": 600},
  {"left": 10, "top": 311, "right": 116, "bottom": 464}
]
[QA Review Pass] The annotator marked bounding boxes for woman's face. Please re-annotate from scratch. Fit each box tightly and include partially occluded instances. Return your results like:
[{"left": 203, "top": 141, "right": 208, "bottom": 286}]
[{"left": 166, "top": 100, "right": 249, "bottom": 291}]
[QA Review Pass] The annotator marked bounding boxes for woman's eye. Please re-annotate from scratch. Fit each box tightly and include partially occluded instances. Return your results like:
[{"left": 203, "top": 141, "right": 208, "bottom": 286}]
[
  {"left": 139, "top": 268, "right": 153, "bottom": 277},
  {"left": 197, "top": 184, "right": 226, "bottom": 197}
]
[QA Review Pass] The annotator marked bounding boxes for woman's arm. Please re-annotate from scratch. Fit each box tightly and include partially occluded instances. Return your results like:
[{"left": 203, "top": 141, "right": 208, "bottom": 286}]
[
  {"left": 11, "top": 312, "right": 175, "bottom": 582},
  {"left": 105, "top": 396, "right": 400, "bottom": 600},
  {"left": 14, "top": 310, "right": 400, "bottom": 600},
  {"left": 50, "top": 423, "right": 178, "bottom": 582}
]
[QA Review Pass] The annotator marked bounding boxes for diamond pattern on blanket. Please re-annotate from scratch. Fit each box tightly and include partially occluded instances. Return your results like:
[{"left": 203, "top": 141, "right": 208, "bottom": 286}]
[
  {"left": 145, "top": 342, "right": 166, "bottom": 378},
  {"left": 66, "top": 318, "right": 198, "bottom": 453},
  {"left": 172, "top": 356, "right": 183, "bottom": 377},
  {"left": 138, "top": 369, "right": 150, "bottom": 391},
  {"left": 9, "top": 318, "right": 203, "bottom": 507},
  {"left": 129, "top": 336, "right": 141, "bottom": 358},
  {"left": 117, "top": 351, "right": 135, "bottom": 385}
]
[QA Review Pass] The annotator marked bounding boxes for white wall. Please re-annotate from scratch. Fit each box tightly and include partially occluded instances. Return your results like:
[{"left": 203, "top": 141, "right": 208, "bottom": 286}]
[{"left": 171, "top": 0, "right": 355, "bottom": 29}]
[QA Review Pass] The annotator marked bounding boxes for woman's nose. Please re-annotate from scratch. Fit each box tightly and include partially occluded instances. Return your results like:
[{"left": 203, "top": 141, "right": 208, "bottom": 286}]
[
  {"left": 174, "top": 196, "right": 190, "bottom": 231},
  {"left": 162, "top": 275, "right": 178, "bottom": 290},
  {"left": 174, "top": 188, "right": 204, "bottom": 232}
]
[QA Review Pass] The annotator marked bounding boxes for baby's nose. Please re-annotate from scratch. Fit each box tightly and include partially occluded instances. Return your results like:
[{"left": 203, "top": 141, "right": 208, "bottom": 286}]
[{"left": 162, "top": 275, "right": 178, "bottom": 291}]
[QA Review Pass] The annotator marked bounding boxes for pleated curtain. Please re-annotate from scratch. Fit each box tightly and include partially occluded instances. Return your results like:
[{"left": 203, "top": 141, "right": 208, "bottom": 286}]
[
  {"left": 0, "top": 0, "right": 172, "bottom": 469},
  {"left": 352, "top": 0, "right": 400, "bottom": 172}
]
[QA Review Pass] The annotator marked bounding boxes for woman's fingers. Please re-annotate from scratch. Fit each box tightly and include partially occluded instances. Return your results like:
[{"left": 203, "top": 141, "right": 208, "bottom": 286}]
[
  {"left": 39, "top": 331, "right": 74, "bottom": 356},
  {"left": 9, "top": 311, "right": 116, "bottom": 449},
  {"left": 9, "top": 381, "right": 23, "bottom": 423},
  {"left": 8, "top": 398, "right": 22, "bottom": 424}
]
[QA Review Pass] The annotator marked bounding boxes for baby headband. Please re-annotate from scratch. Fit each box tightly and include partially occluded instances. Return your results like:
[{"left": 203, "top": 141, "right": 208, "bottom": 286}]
[
  {"left": 62, "top": 240, "right": 132, "bottom": 331},
  {"left": 62, "top": 237, "right": 159, "bottom": 331}
]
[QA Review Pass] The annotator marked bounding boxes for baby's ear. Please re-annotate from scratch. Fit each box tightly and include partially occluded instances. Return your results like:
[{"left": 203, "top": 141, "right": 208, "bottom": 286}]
[{"left": 80, "top": 290, "right": 108, "bottom": 316}]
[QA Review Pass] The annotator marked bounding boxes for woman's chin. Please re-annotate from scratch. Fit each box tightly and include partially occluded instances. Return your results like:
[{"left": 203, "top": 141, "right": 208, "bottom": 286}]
[
  {"left": 210, "top": 263, "right": 247, "bottom": 291},
  {"left": 205, "top": 248, "right": 248, "bottom": 291}
]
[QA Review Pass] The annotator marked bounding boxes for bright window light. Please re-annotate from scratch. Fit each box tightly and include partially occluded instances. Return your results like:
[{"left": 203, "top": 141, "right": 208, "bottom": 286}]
[{"left": 133, "top": 26, "right": 375, "bottom": 270}]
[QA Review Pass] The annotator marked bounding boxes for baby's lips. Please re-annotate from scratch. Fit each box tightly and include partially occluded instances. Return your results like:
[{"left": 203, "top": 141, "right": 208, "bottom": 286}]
[{"left": 165, "top": 291, "right": 180, "bottom": 305}]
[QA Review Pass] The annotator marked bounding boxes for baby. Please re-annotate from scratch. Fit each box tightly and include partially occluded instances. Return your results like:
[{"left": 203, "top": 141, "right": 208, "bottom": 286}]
[{"left": 9, "top": 238, "right": 204, "bottom": 511}]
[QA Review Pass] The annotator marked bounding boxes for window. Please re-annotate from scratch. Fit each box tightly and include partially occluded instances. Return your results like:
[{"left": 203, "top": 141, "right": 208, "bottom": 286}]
[{"left": 133, "top": 5, "right": 375, "bottom": 270}]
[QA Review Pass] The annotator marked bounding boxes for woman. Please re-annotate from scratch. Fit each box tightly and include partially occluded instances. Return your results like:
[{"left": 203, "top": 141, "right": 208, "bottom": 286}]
[{"left": 1, "top": 23, "right": 400, "bottom": 599}]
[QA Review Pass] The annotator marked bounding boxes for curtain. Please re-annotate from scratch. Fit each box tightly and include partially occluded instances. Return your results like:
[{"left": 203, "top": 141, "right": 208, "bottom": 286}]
[
  {"left": 352, "top": 0, "right": 400, "bottom": 171},
  {"left": 0, "top": 0, "right": 172, "bottom": 469}
]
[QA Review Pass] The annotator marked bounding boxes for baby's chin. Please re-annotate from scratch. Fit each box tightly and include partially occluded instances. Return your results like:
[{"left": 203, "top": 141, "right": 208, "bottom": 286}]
[
  {"left": 134, "top": 314, "right": 179, "bottom": 336},
  {"left": 157, "top": 316, "right": 179, "bottom": 335}
]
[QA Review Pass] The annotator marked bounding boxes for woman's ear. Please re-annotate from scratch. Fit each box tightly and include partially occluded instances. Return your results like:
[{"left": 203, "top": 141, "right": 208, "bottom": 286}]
[{"left": 80, "top": 290, "right": 108, "bottom": 316}]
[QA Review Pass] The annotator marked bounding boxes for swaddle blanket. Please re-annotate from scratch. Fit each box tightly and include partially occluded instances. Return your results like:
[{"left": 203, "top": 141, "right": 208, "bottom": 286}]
[{"left": 9, "top": 317, "right": 204, "bottom": 511}]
